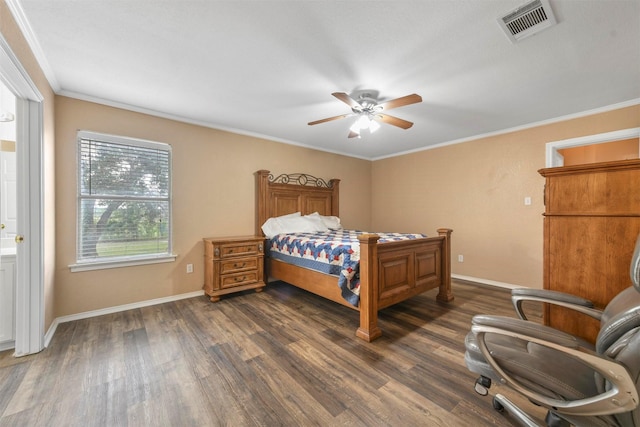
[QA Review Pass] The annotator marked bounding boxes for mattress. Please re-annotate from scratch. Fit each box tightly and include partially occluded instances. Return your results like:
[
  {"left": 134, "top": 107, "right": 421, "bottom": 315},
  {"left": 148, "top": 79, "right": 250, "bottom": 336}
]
[{"left": 268, "top": 229, "right": 426, "bottom": 306}]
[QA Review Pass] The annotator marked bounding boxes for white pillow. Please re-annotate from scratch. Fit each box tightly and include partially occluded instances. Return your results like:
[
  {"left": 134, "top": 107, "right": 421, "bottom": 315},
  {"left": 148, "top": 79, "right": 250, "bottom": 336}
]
[
  {"left": 262, "top": 213, "right": 329, "bottom": 238},
  {"left": 305, "top": 212, "right": 342, "bottom": 229},
  {"left": 278, "top": 215, "right": 328, "bottom": 234},
  {"left": 279, "top": 212, "right": 302, "bottom": 219},
  {"left": 261, "top": 212, "right": 301, "bottom": 237}
]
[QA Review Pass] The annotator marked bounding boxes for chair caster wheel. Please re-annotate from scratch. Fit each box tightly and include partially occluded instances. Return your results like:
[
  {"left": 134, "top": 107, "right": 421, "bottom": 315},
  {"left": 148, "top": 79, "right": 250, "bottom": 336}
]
[
  {"left": 474, "top": 376, "right": 492, "bottom": 396},
  {"left": 492, "top": 396, "right": 505, "bottom": 412}
]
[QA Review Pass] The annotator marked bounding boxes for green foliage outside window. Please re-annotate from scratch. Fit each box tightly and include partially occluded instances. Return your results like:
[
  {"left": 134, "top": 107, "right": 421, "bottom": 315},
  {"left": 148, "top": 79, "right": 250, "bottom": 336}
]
[{"left": 78, "top": 133, "right": 171, "bottom": 261}]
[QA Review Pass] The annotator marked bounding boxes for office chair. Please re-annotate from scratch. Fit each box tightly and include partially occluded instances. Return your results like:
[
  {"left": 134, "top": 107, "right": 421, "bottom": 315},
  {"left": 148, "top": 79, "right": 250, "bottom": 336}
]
[{"left": 464, "top": 234, "right": 640, "bottom": 427}]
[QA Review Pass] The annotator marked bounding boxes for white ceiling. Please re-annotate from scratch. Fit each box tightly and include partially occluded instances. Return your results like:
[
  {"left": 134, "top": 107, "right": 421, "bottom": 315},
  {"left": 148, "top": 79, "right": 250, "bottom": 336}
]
[{"left": 11, "top": 0, "right": 640, "bottom": 160}]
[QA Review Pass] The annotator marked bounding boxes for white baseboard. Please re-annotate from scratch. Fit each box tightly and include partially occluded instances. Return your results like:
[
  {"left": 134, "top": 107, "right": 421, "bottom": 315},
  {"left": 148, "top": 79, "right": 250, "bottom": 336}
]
[
  {"left": 44, "top": 323, "right": 56, "bottom": 349},
  {"left": 452, "top": 274, "right": 526, "bottom": 290},
  {"left": 0, "top": 340, "right": 15, "bottom": 353},
  {"left": 44, "top": 290, "right": 204, "bottom": 348}
]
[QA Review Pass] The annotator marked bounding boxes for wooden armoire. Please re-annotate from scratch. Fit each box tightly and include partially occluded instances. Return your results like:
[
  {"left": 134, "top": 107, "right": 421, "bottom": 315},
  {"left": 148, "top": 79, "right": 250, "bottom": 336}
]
[{"left": 539, "top": 159, "right": 640, "bottom": 343}]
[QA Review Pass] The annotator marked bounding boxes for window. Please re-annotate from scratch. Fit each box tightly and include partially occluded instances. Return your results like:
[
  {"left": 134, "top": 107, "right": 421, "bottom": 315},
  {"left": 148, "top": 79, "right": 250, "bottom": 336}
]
[{"left": 71, "top": 131, "right": 174, "bottom": 272}]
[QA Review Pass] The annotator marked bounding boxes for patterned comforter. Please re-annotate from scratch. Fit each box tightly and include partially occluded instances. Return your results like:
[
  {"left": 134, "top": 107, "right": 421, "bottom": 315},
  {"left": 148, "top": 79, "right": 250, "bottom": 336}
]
[{"left": 268, "top": 229, "right": 426, "bottom": 306}]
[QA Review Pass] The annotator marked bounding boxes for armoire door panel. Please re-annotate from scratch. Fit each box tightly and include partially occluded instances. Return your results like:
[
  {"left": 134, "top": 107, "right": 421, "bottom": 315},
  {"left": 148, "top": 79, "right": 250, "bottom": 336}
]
[
  {"left": 540, "top": 159, "right": 640, "bottom": 343},
  {"left": 547, "top": 217, "right": 608, "bottom": 304},
  {"left": 546, "top": 172, "right": 607, "bottom": 213}
]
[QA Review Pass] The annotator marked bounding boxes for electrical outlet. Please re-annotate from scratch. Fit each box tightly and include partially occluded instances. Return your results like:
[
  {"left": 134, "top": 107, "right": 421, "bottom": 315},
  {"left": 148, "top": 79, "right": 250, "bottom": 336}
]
[
  {"left": 524, "top": 196, "right": 532, "bottom": 205},
  {"left": 458, "top": 255, "right": 464, "bottom": 263},
  {"left": 186, "top": 263, "right": 193, "bottom": 273}
]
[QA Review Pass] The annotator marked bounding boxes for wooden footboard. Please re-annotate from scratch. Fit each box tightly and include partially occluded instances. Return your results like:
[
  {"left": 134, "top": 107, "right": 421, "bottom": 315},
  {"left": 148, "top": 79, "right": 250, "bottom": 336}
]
[
  {"left": 356, "top": 228, "right": 453, "bottom": 341},
  {"left": 266, "top": 229, "right": 453, "bottom": 342}
]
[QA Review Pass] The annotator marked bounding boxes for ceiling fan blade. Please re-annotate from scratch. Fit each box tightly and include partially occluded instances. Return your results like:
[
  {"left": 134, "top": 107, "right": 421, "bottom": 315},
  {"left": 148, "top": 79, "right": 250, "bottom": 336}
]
[
  {"left": 377, "top": 113, "right": 414, "bottom": 129},
  {"left": 332, "top": 92, "right": 361, "bottom": 110},
  {"left": 377, "top": 94, "right": 422, "bottom": 111},
  {"left": 308, "top": 114, "right": 351, "bottom": 126}
]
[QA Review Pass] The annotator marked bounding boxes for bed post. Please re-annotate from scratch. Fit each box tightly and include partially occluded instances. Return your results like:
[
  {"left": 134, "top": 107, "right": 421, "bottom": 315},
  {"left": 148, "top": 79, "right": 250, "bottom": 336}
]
[
  {"left": 329, "top": 179, "right": 340, "bottom": 217},
  {"left": 256, "top": 170, "right": 270, "bottom": 236},
  {"left": 436, "top": 228, "right": 454, "bottom": 302},
  {"left": 356, "top": 234, "right": 382, "bottom": 342}
]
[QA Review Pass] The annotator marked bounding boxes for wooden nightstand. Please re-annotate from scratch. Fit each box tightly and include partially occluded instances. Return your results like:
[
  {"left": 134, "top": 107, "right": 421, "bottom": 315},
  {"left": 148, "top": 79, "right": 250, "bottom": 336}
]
[{"left": 203, "top": 236, "right": 266, "bottom": 302}]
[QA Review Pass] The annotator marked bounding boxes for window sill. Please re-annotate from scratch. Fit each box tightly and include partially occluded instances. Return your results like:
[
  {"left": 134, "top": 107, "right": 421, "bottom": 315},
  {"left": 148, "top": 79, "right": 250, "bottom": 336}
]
[{"left": 69, "top": 254, "right": 178, "bottom": 272}]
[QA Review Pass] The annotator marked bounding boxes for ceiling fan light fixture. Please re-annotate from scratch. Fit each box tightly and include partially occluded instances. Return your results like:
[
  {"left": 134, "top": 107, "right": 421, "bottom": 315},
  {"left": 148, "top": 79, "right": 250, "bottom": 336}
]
[
  {"left": 369, "top": 119, "right": 380, "bottom": 133},
  {"left": 351, "top": 115, "right": 380, "bottom": 135},
  {"left": 356, "top": 115, "right": 370, "bottom": 129}
]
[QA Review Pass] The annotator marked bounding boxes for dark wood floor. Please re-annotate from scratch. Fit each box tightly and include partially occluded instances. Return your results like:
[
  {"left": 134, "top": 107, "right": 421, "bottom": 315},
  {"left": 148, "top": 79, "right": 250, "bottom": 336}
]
[{"left": 0, "top": 280, "right": 546, "bottom": 426}]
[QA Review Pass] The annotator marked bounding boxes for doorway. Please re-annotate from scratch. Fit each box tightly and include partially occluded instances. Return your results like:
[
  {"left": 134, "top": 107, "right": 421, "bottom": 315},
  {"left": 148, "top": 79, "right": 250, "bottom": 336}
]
[
  {"left": 0, "top": 81, "right": 16, "bottom": 351},
  {"left": 545, "top": 127, "right": 640, "bottom": 167},
  {"left": 0, "top": 34, "right": 45, "bottom": 356}
]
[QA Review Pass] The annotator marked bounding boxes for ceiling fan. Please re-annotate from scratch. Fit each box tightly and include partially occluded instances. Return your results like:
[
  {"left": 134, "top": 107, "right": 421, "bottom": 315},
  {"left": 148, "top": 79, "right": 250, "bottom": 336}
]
[{"left": 308, "top": 90, "right": 422, "bottom": 138}]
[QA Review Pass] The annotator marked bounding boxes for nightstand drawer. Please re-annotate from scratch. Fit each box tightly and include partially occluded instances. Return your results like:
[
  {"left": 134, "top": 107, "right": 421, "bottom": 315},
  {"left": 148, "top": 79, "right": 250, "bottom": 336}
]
[
  {"left": 220, "top": 257, "right": 258, "bottom": 274},
  {"left": 221, "top": 271, "right": 259, "bottom": 288},
  {"left": 220, "top": 242, "right": 262, "bottom": 258}
]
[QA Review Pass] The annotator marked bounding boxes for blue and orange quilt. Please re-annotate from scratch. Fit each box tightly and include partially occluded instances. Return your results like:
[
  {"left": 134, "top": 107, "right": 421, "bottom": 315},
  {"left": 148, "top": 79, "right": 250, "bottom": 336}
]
[{"left": 268, "top": 229, "right": 426, "bottom": 306}]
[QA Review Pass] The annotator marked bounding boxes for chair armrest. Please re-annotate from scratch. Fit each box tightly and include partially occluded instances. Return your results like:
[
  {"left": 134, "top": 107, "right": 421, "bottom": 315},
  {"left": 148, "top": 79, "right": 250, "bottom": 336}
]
[
  {"left": 511, "top": 288, "right": 603, "bottom": 321},
  {"left": 472, "top": 315, "right": 639, "bottom": 416},
  {"left": 472, "top": 315, "right": 581, "bottom": 348}
]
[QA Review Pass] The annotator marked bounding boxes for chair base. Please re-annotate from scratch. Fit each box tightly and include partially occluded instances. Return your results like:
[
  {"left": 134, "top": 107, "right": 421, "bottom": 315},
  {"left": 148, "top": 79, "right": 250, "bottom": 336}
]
[
  {"left": 493, "top": 393, "right": 542, "bottom": 427},
  {"left": 473, "top": 376, "right": 565, "bottom": 427}
]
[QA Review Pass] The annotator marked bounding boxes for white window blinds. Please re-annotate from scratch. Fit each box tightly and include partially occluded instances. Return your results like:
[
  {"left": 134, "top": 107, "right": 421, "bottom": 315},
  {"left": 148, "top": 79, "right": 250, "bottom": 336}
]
[{"left": 77, "top": 131, "right": 172, "bottom": 262}]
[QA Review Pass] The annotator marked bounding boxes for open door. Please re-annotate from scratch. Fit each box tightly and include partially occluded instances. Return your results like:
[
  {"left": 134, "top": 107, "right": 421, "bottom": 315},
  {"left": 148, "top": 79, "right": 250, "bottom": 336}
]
[
  {"left": 0, "top": 35, "right": 44, "bottom": 356},
  {"left": 0, "top": 81, "right": 16, "bottom": 351}
]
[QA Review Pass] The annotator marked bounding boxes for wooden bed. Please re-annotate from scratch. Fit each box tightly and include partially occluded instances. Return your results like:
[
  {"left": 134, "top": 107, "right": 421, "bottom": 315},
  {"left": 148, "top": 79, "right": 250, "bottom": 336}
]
[{"left": 256, "top": 170, "right": 454, "bottom": 341}]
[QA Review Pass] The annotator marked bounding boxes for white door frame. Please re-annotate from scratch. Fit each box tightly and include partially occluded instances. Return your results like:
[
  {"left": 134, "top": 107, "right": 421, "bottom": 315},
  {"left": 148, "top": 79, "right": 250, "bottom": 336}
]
[
  {"left": 545, "top": 127, "right": 640, "bottom": 167},
  {"left": 0, "top": 35, "right": 44, "bottom": 356}
]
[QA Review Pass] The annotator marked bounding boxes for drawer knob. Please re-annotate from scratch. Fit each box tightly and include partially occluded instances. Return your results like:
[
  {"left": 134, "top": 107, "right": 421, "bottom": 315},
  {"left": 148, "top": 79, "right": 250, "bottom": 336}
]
[{"left": 235, "top": 276, "right": 246, "bottom": 282}]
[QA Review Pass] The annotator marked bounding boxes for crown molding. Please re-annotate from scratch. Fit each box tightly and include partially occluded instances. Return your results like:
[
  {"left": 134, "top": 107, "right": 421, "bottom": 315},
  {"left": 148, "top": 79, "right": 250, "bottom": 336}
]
[
  {"left": 5, "top": 0, "right": 60, "bottom": 92},
  {"left": 373, "top": 98, "right": 640, "bottom": 161}
]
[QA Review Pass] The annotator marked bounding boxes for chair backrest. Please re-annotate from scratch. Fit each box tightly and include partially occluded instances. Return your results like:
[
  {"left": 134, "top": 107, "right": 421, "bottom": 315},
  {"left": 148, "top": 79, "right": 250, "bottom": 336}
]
[
  {"left": 597, "top": 234, "right": 640, "bottom": 351},
  {"left": 594, "top": 234, "right": 640, "bottom": 426}
]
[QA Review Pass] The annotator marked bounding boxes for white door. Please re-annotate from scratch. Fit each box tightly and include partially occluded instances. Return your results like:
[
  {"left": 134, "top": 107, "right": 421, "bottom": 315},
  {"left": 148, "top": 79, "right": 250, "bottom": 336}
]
[
  {"left": 1, "top": 150, "right": 17, "bottom": 240},
  {"left": 0, "top": 257, "right": 15, "bottom": 347},
  {"left": 0, "top": 80, "right": 17, "bottom": 350},
  {"left": 0, "top": 33, "right": 45, "bottom": 357}
]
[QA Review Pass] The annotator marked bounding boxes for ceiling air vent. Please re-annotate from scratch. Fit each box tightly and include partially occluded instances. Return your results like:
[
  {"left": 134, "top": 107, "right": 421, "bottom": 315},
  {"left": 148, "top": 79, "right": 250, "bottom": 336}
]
[{"left": 498, "top": 0, "right": 557, "bottom": 43}]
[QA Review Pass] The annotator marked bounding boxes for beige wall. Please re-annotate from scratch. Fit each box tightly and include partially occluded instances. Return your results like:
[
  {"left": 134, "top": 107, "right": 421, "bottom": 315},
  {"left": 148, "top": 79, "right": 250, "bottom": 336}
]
[
  {"left": 0, "top": 2, "right": 57, "bottom": 330},
  {"left": 54, "top": 97, "right": 371, "bottom": 317},
  {"left": 372, "top": 104, "right": 640, "bottom": 288}
]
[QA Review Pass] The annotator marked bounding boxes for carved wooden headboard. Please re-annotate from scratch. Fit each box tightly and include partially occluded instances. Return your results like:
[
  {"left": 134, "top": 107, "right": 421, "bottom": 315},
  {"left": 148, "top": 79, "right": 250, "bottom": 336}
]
[{"left": 255, "top": 170, "right": 340, "bottom": 236}]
